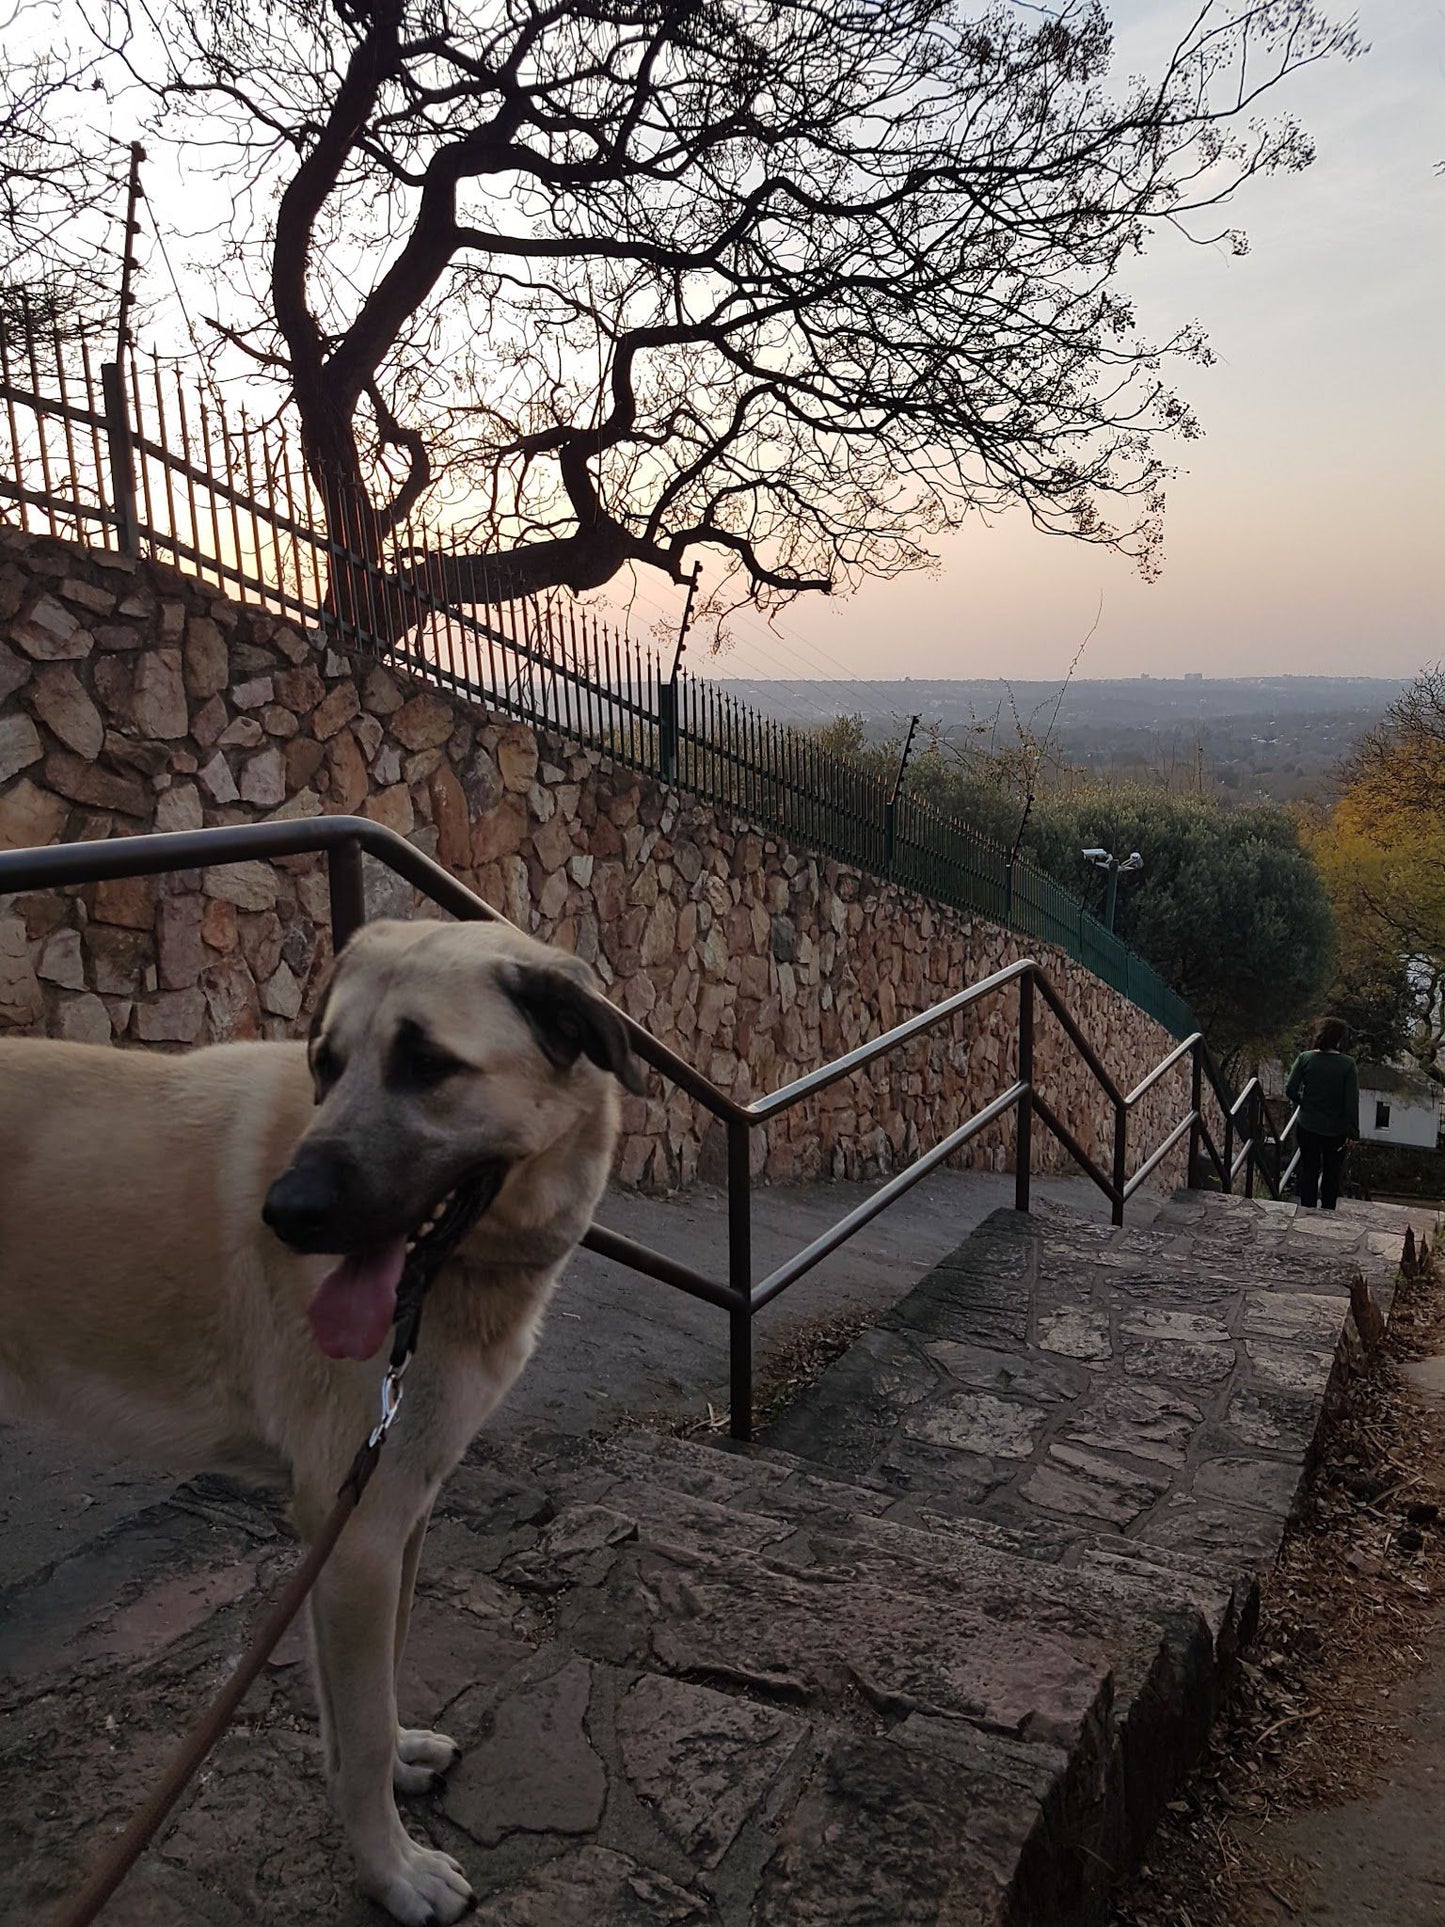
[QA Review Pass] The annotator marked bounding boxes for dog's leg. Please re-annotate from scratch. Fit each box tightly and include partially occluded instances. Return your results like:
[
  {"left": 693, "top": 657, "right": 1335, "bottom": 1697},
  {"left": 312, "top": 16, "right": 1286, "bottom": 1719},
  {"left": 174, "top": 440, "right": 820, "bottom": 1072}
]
[
  {"left": 391, "top": 1502, "right": 461, "bottom": 1794},
  {"left": 305, "top": 1492, "right": 473, "bottom": 1927}
]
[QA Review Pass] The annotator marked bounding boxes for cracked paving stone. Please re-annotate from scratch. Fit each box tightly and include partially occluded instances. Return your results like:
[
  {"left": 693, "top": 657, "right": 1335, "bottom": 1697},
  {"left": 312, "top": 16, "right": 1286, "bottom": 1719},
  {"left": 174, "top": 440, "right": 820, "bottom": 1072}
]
[
  {"left": 1119, "top": 1309, "right": 1233, "bottom": 1344},
  {"left": 1136, "top": 1496, "right": 1292, "bottom": 1565},
  {"left": 923, "top": 1340, "right": 1081, "bottom": 1403},
  {"left": 1122, "top": 1335, "right": 1236, "bottom": 1386},
  {"left": 445, "top": 1655, "right": 606, "bottom": 1846},
  {"left": 1021, "top": 1444, "right": 1170, "bottom": 1528},
  {"left": 1192, "top": 1456, "right": 1304, "bottom": 1517},
  {"left": 615, "top": 1673, "right": 804, "bottom": 1868},
  {"left": 1221, "top": 1384, "right": 1320, "bottom": 1452},
  {"left": 1289, "top": 1215, "right": 1364, "bottom": 1243},
  {"left": 872, "top": 1432, "right": 1014, "bottom": 1506},
  {"left": 1244, "top": 1337, "right": 1336, "bottom": 1394},
  {"left": 1036, "top": 1306, "right": 1112, "bottom": 1361},
  {"left": 1063, "top": 1382, "right": 1204, "bottom": 1468},
  {"left": 156, "top": 1729, "right": 345, "bottom": 1922},
  {"left": 470, "top": 1844, "right": 714, "bottom": 1926},
  {"left": 904, "top": 1392, "right": 1049, "bottom": 1459},
  {"left": 1242, "top": 1292, "right": 1347, "bottom": 1346},
  {"left": 753, "top": 1728, "right": 1058, "bottom": 1927}
]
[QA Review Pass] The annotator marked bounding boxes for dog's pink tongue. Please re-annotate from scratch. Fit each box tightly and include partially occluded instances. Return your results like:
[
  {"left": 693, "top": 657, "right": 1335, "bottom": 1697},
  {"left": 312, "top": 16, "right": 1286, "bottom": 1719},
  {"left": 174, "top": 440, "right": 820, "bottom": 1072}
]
[{"left": 306, "top": 1239, "right": 408, "bottom": 1361}]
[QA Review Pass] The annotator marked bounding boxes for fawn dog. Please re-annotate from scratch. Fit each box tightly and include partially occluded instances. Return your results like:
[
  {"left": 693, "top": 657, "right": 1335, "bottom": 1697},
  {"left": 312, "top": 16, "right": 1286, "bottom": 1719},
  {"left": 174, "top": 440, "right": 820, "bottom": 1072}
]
[{"left": 0, "top": 917, "right": 642, "bottom": 1923}]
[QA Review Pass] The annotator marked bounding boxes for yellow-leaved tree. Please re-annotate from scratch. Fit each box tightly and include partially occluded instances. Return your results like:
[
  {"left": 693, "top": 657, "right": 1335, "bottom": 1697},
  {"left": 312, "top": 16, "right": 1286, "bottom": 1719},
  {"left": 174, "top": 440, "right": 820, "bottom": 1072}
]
[{"left": 1309, "top": 670, "right": 1445, "bottom": 1077}]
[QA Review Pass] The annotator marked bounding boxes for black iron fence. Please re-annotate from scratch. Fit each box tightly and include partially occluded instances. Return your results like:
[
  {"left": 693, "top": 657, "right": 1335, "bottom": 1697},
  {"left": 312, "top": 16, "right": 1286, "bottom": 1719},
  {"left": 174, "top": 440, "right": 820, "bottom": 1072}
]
[
  {"left": 0, "top": 816, "right": 1295, "bottom": 1438},
  {"left": 0, "top": 321, "right": 1196, "bottom": 1038}
]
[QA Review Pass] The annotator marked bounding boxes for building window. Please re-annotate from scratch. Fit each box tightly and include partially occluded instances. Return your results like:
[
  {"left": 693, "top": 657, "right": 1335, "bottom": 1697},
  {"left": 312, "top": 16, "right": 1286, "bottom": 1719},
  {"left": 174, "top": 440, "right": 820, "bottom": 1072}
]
[{"left": 1375, "top": 1100, "right": 1391, "bottom": 1131}]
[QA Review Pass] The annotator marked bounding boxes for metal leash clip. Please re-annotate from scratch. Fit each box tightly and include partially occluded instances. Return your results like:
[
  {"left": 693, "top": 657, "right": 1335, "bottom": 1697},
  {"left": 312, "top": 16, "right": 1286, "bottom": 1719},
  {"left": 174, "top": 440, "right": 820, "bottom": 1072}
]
[{"left": 367, "top": 1359, "right": 409, "bottom": 1450}]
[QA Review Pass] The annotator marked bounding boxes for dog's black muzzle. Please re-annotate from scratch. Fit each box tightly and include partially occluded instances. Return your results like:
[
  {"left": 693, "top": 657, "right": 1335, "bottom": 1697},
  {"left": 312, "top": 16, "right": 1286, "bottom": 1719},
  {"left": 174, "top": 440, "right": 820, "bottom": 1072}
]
[
  {"left": 262, "top": 1145, "right": 368, "bottom": 1253},
  {"left": 262, "top": 1148, "right": 511, "bottom": 1260}
]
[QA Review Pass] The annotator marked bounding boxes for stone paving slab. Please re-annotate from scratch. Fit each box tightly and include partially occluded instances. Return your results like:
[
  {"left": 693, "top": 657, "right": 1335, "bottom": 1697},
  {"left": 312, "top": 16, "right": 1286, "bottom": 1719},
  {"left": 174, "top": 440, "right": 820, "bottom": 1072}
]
[
  {"left": 763, "top": 1193, "right": 1429, "bottom": 1576},
  {"left": 0, "top": 1191, "right": 1431, "bottom": 1926}
]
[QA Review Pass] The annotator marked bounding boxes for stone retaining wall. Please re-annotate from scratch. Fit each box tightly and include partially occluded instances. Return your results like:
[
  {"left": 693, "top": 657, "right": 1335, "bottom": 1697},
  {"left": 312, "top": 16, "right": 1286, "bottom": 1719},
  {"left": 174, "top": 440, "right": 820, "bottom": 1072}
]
[{"left": 0, "top": 525, "right": 1196, "bottom": 1189}]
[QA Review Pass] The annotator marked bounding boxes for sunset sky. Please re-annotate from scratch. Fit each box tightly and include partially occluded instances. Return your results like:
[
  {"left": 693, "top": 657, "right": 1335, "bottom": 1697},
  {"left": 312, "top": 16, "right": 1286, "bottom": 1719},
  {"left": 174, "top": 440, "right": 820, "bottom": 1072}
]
[
  {"left": 77, "top": 0, "right": 1445, "bottom": 691},
  {"left": 767, "top": 0, "right": 1445, "bottom": 687}
]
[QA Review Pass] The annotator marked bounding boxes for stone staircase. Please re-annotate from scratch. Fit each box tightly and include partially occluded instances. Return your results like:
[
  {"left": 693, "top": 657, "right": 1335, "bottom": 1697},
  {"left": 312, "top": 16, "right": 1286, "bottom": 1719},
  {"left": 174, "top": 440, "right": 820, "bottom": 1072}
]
[{"left": 0, "top": 1192, "right": 1431, "bottom": 1925}]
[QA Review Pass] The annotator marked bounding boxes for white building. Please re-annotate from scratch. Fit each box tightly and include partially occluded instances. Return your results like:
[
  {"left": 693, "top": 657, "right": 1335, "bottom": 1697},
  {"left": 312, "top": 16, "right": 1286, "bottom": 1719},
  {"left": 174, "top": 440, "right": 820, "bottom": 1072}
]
[{"left": 1357, "top": 1065, "right": 1442, "bottom": 1149}]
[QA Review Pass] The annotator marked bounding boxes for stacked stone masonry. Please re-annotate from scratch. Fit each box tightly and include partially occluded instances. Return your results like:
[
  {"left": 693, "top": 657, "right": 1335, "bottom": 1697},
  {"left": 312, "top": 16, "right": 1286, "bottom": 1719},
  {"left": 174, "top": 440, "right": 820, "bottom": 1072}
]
[{"left": 0, "top": 526, "right": 1198, "bottom": 1190}]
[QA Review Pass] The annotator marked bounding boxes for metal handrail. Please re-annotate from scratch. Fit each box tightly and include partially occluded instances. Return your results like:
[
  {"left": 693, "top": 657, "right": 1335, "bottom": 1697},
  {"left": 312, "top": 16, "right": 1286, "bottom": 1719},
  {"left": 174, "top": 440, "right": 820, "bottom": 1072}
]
[
  {"left": 751, "top": 1083, "right": 1027, "bottom": 1311},
  {"left": 745, "top": 958, "right": 1033, "bottom": 1123},
  {"left": 1125, "top": 1033, "right": 1200, "bottom": 1109},
  {"left": 0, "top": 818, "right": 1280, "bottom": 1438}
]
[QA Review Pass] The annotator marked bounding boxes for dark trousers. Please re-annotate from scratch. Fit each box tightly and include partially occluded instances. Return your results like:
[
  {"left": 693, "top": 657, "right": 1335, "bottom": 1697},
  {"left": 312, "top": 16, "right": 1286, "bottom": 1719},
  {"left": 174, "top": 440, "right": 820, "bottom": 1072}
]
[{"left": 1297, "top": 1128, "right": 1346, "bottom": 1210}]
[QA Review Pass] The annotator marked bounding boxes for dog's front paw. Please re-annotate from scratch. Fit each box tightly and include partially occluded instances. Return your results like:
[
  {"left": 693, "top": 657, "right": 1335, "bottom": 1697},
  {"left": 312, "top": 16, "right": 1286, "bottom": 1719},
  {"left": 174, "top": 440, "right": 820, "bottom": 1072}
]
[
  {"left": 394, "top": 1727, "right": 462, "bottom": 1795},
  {"left": 360, "top": 1833, "right": 473, "bottom": 1925}
]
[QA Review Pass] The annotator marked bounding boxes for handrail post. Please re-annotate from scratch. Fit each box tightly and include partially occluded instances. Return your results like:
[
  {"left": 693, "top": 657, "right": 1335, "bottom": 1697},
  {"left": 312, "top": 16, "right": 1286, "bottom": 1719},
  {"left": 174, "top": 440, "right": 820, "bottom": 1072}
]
[
  {"left": 1188, "top": 1041, "right": 1203, "bottom": 1191},
  {"left": 1258, "top": 1090, "right": 1275, "bottom": 1198},
  {"left": 727, "top": 1118, "right": 753, "bottom": 1441},
  {"left": 1245, "top": 1090, "right": 1258, "bottom": 1199},
  {"left": 327, "top": 836, "right": 366, "bottom": 952},
  {"left": 1223, "top": 1106, "right": 1235, "bottom": 1196},
  {"left": 1014, "top": 970, "right": 1033, "bottom": 1212},
  {"left": 1111, "top": 1099, "right": 1127, "bottom": 1227}
]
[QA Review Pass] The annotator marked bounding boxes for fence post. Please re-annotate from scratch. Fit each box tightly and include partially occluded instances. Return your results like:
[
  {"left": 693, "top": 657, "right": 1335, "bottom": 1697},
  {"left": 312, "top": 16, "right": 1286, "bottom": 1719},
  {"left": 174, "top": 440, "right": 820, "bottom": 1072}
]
[
  {"left": 1015, "top": 970, "right": 1033, "bottom": 1213},
  {"left": 883, "top": 795, "right": 897, "bottom": 878},
  {"left": 1188, "top": 1041, "right": 1203, "bottom": 1190},
  {"left": 658, "top": 676, "right": 678, "bottom": 784},
  {"left": 100, "top": 361, "right": 140, "bottom": 558},
  {"left": 1223, "top": 1106, "right": 1235, "bottom": 1195},
  {"left": 727, "top": 1118, "right": 753, "bottom": 1442},
  {"left": 327, "top": 837, "right": 366, "bottom": 953},
  {"left": 1245, "top": 1090, "right": 1258, "bottom": 1199}
]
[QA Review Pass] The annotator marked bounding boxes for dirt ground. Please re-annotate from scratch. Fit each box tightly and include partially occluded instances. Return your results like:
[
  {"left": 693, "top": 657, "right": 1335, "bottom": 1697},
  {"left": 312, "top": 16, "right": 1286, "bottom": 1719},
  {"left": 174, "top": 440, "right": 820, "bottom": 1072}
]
[{"left": 1111, "top": 1233, "right": 1445, "bottom": 1927}]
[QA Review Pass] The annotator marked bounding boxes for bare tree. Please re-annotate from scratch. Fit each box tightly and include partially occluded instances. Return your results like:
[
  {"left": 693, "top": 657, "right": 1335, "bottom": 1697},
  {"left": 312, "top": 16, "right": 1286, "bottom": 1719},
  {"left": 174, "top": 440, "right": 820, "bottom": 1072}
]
[
  {"left": 94, "top": 1, "right": 1356, "bottom": 620},
  {"left": 0, "top": 2, "right": 128, "bottom": 334}
]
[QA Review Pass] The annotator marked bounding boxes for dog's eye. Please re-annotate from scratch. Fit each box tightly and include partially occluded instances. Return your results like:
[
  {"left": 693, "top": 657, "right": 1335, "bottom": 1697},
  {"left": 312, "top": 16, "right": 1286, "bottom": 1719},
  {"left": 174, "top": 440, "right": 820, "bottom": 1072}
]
[{"left": 388, "top": 1022, "right": 467, "bottom": 1091}]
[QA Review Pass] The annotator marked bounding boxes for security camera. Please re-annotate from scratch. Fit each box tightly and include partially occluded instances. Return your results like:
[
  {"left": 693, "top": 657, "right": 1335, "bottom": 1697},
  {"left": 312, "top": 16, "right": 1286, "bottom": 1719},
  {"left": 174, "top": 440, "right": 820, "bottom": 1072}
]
[
  {"left": 1120, "top": 852, "right": 1144, "bottom": 873},
  {"left": 1080, "top": 846, "right": 1108, "bottom": 863}
]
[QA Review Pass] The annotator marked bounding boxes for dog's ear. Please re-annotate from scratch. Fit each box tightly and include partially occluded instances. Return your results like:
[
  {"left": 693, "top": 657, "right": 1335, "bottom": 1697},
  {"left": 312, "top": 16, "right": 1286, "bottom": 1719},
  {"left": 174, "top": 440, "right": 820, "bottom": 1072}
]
[{"left": 501, "top": 960, "right": 646, "bottom": 1095}]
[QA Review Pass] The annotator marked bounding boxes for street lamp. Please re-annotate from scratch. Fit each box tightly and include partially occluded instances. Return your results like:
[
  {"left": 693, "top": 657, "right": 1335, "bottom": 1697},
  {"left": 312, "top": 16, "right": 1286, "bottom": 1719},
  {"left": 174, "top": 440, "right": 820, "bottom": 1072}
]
[{"left": 1081, "top": 847, "right": 1143, "bottom": 934}]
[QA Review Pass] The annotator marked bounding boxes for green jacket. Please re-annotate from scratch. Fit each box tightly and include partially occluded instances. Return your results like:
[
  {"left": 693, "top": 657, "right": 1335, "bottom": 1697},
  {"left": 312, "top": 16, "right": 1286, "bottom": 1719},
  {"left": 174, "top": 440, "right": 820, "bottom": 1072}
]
[{"left": 1285, "top": 1050, "right": 1360, "bottom": 1139}]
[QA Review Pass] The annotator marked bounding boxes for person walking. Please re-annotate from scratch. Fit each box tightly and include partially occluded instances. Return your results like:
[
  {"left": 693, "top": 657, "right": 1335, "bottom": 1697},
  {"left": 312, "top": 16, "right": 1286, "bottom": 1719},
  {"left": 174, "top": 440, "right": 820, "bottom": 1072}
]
[{"left": 1284, "top": 1018, "right": 1360, "bottom": 1211}]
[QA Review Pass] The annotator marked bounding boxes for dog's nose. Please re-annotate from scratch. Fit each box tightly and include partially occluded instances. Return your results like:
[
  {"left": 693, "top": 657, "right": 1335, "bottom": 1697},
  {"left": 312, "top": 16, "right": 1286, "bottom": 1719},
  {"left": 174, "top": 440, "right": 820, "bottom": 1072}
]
[{"left": 262, "top": 1147, "right": 356, "bottom": 1252}]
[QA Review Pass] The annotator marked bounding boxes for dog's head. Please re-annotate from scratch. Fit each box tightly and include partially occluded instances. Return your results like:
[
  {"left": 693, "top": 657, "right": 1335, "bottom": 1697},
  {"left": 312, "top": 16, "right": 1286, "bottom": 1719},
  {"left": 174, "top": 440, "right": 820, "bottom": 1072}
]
[{"left": 262, "top": 919, "right": 643, "bottom": 1359}]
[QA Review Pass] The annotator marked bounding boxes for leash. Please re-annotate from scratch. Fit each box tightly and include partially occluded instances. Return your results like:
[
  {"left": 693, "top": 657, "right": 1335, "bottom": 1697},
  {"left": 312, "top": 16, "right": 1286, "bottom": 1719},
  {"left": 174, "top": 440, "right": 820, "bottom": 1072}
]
[
  {"left": 50, "top": 1361, "right": 407, "bottom": 1927},
  {"left": 49, "top": 1162, "right": 507, "bottom": 1927}
]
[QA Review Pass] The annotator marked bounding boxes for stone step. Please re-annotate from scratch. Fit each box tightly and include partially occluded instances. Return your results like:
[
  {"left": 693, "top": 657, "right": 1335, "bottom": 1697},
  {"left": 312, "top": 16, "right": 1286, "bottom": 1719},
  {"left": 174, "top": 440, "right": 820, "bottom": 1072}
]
[
  {"left": 447, "top": 1421, "right": 1242, "bottom": 1884},
  {"left": 756, "top": 1195, "right": 1418, "bottom": 1574},
  {"left": 483, "top": 1419, "right": 1247, "bottom": 1606}
]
